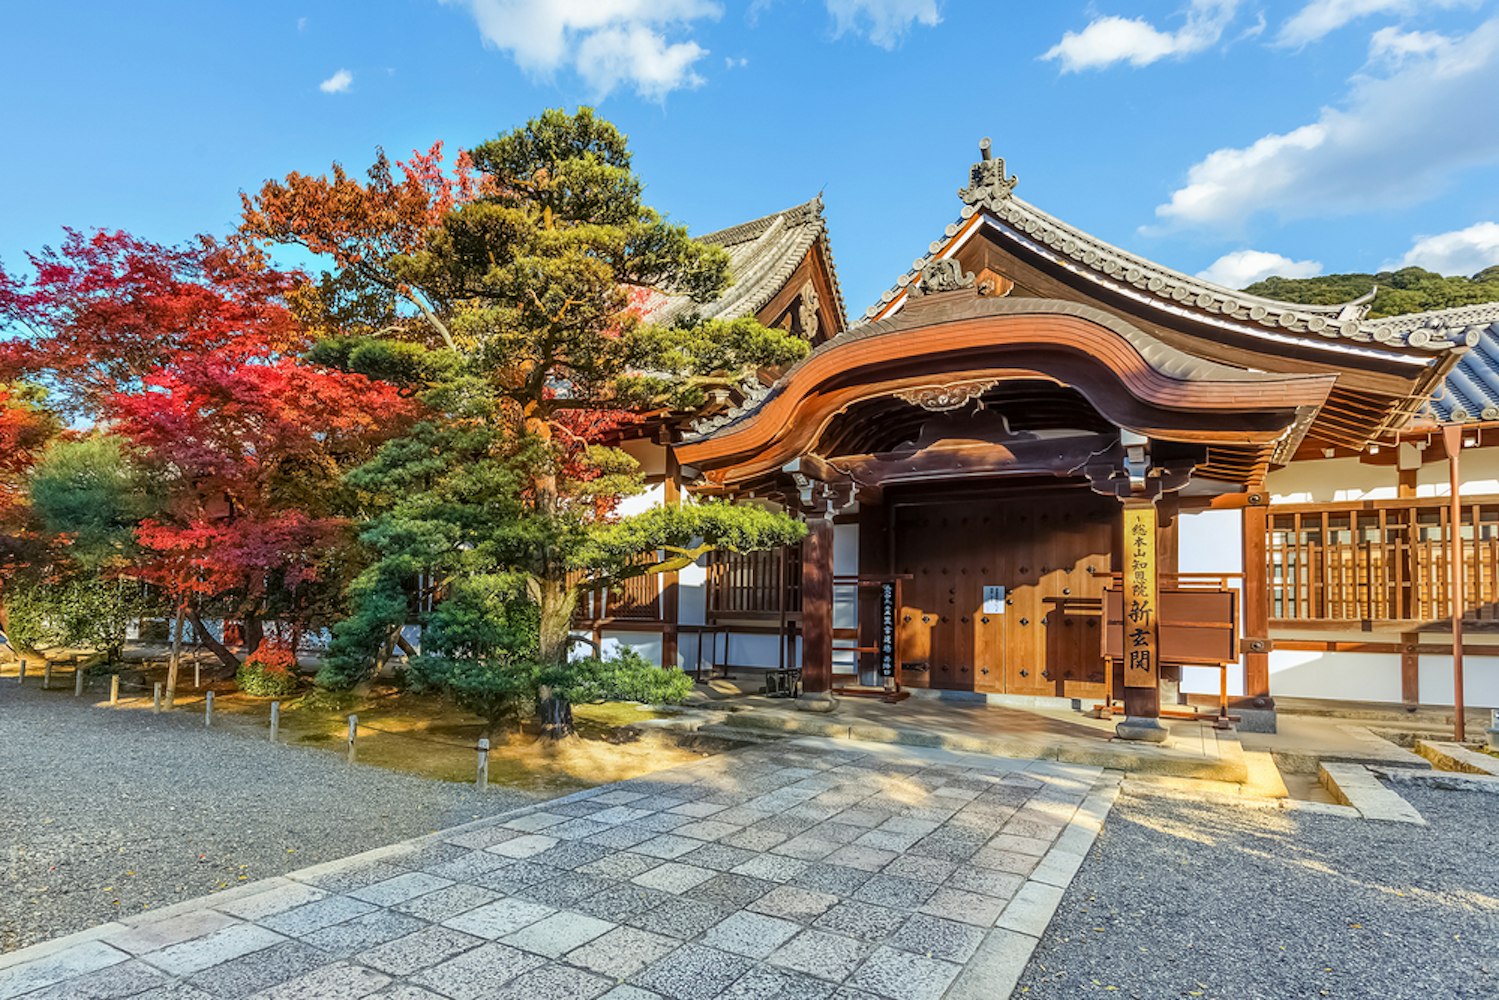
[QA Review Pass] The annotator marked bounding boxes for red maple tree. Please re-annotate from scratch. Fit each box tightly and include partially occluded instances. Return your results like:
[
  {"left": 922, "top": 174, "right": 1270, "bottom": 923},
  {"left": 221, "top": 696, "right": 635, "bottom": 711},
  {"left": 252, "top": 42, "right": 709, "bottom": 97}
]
[{"left": 1, "top": 229, "right": 417, "bottom": 667}]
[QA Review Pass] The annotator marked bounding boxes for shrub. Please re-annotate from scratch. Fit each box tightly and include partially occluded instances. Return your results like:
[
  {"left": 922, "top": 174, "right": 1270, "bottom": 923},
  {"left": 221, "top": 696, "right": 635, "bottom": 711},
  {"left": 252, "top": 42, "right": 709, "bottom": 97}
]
[{"left": 236, "top": 640, "right": 300, "bottom": 697}]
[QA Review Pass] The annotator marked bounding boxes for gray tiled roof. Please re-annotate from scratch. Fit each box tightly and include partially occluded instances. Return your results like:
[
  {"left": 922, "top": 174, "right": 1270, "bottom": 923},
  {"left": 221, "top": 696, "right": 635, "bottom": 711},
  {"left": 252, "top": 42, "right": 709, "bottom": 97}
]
[
  {"left": 862, "top": 142, "right": 1479, "bottom": 357},
  {"left": 1420, "top": 303, "right": 1499, "bottom": 421},
  {"left": 646, "top": 197, "right": 846, "bottom": 328}
]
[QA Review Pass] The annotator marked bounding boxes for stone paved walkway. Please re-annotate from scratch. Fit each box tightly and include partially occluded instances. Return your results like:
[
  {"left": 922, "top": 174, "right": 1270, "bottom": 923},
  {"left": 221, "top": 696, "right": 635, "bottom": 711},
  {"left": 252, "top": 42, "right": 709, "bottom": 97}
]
[{"left": 0, "top": 737, "right": 1118, "bottom": 1000}]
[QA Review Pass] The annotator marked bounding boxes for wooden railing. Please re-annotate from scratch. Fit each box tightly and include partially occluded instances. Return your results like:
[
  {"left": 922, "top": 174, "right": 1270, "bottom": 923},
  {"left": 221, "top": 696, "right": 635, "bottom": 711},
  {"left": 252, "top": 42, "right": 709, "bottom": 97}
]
[
  {"left": 706, "top": 545, "right": 802, "bottom": 622},
  {"left": 573, "top": 558, "right": 662, "bottom": 622},
  {"left": 1269, "top": 498, "right": 1499, "bottom": 624}
]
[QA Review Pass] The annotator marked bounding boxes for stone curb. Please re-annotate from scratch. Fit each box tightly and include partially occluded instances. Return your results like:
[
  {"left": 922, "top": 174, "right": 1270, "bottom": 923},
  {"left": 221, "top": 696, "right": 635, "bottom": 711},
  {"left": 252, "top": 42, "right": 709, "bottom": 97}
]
[
  {"left": 1318, "top": 762, "right": 1427, "bottom": 824},
  {"left": 718, "top": 710, "right": 1249, "bottom": 783},
  {"left": 945, "top": 771, "right": 1122, "bottom": 999},
  {"left": 1413, "top": 740, "right": 1499, "bottom": 776},
  {"left": 1370, "top": 764, "right": 1499, "bottom": 795}
]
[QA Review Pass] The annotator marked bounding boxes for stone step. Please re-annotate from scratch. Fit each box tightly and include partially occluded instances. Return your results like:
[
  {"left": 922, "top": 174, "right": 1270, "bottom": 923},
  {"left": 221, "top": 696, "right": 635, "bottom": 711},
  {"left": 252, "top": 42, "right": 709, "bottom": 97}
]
[
  {"left": 716, "top": 708, "right": 1250, "bottom": 782},
  {"left": 1318, "top": 762, "right": 1426, "bottom": 824},
  {"left": 1413, "top": 739, "right": 1499, "bottom": 776}
]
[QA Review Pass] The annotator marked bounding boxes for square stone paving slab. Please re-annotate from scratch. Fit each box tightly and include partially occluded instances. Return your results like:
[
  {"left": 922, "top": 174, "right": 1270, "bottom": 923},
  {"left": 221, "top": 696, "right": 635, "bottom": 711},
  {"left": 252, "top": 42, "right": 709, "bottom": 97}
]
[{"left": 2, "top": 737, "right": 1115, "bottom": 1000}]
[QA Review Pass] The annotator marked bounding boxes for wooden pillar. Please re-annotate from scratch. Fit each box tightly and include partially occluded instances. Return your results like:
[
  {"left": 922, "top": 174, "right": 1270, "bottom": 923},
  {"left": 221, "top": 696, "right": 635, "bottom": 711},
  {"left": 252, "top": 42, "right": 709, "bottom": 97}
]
[
  {"left": 801, "top": 516, "right": 835, "bottom": 695},
  {"left": 1241, "top": 500, "right": 1272, "bottom": 705},
  {"left": 1117, "top": 498, "right": 1163, "bottom": 737},
  {"left": 661, "top": 448, "right": 681, "bottom": 671},
  {"left": 1442, "top": 424, "right": 1467, "bottom": 742}
]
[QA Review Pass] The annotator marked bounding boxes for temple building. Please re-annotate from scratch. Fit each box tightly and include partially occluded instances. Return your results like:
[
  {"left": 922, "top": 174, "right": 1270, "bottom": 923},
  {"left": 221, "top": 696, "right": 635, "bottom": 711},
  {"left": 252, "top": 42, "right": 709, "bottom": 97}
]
[{"left": 588, "top": 142, "right": 1499, "bottom": 736}]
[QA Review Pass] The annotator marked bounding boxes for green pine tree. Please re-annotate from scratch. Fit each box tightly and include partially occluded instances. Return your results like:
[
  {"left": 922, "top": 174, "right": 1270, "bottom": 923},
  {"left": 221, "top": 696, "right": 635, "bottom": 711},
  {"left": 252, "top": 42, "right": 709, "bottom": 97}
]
[{"left": 245, "top": 108, "right": 808, "bottom": 736}]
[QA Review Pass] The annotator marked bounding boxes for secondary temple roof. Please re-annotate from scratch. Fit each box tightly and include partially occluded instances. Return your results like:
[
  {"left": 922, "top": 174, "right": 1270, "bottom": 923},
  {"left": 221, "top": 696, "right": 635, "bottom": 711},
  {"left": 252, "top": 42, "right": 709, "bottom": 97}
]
[{"left": 645, "top": 196, "right": 847, "bottom": 331}]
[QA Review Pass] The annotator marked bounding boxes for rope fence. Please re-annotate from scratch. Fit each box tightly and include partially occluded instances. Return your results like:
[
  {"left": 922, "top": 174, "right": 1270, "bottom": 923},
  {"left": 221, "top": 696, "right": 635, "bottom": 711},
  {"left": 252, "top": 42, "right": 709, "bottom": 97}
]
[{"left": 6, "top": 653, "right": 497, "bottom": 788}]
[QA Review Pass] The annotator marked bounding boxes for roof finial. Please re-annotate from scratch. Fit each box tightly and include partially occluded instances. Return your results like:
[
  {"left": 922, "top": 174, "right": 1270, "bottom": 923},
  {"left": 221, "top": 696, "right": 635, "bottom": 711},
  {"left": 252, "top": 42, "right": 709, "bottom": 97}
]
[{"left": 960, "top": 139, "right": 1018, "bottom": 206}]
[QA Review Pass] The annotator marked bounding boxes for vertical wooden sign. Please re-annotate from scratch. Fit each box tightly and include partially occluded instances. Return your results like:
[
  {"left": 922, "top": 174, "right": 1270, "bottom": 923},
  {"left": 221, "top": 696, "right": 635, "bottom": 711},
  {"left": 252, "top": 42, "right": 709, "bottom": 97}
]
[
  {"left": 1122, "top": 501, "right": 1158, "bottom": 688},
  {"left": 879, "top": 581, "right": 897, "bottom": 678}
]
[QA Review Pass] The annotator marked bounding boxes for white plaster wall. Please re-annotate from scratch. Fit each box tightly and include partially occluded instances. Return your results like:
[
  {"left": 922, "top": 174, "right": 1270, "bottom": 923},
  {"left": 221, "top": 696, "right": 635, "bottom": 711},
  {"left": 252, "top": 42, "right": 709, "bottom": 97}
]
[
  {"left": 678, "top": 560, "right": 707, "bottom": 628},
  {"left": 616, "top": 481, "right": 665, "bottom": 517},
  {"left": 1267, "top": 649, "right": 1404, "bottom": 703},
  {"left": 600, "top": 630, "right": 663, "bottom": 666},
  {"left": 1416, "top": 656, "right": 1499, "bottom": 708},
  {"left": 1177, "top": 508, "right": 1247, "bottom": 697},
  {"left": 1267, "top": 449, "right": 1499, "bottom": 504}
]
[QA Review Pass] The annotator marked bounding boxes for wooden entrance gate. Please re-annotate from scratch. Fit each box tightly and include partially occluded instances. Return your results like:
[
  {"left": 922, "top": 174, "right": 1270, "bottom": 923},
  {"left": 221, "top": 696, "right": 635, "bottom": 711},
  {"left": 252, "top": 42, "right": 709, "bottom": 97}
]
[{"left": 890, "top": 488, "right": 1114, "bottom": 698}]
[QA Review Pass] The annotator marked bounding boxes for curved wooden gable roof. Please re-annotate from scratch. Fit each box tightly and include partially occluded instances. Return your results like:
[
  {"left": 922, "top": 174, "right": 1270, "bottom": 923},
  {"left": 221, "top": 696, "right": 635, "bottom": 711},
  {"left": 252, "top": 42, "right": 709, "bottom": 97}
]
[{"left": 675, "top": 296, "right": 1336, "bottom": 492}]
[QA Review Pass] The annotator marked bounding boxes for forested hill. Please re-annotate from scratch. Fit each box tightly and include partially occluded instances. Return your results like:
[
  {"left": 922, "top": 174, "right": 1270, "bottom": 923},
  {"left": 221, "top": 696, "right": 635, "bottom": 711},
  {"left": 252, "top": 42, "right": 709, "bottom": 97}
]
[{"left": 1242, "top": 267, "right": 1499, "bottom": 318}]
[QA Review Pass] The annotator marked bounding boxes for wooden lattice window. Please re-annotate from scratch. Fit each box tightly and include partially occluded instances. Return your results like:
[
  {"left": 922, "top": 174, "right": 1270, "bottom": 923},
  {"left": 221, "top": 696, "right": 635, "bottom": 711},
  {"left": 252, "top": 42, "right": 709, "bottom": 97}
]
[{"left": 1269, "top": 498, "right": 1499, "bottom": 624}]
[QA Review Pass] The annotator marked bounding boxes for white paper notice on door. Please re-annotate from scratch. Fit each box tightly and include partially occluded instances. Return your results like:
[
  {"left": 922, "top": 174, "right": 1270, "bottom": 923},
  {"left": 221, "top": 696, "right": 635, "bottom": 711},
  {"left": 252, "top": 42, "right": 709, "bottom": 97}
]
[{"left": 982, "top": 585, "right": 1006, "bottom": 615}]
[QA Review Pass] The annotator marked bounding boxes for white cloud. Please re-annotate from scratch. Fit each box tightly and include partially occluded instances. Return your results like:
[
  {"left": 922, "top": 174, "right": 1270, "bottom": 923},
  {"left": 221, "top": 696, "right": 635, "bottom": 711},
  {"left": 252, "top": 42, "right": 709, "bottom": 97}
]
[
  {"left": 297, "top": 16, "right": 308, "bottom": 32},
  {"left": 1368, "top": 26, "right": 1451, "bottom": 65},
  {"left": 318, "top": 68, "right": 353, "bottom": 93},
  {"left": 576, "top": 25, "right": 708, "bottom": 99},
  {"left": 1386, "top": 222, "right": 1499, "bottom": 274},
  {"left": 1155, "top": 19, "right": 1499, "bottom": 229},
  {"left": 825, "top": 0, "right": 941, "bottom": 49},
  {"left": 1043, "top": 0, "right": 1241, "bottom": 72},
  {"left": 446, "top": 0, "right": 719, "bottom": 99},
  {"left": 724, "top": 55, "right": 749, "bottom": 68},
  {"left": 1276, "top": 0, "right": 1474, "bottom": 48},
  {"left": 1196, "top": 249, "right": 1324, "bottom": 287}
]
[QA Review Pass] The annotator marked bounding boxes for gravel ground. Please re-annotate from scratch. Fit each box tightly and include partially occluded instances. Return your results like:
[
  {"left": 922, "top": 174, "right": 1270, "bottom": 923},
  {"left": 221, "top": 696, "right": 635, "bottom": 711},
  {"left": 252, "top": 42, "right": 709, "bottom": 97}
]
[
  {"left": 1019, "top": 782, "right": 1499, "bottom": 1000},
  {"left": 0, "top": 681, "right": 544, "bottom": 953}
]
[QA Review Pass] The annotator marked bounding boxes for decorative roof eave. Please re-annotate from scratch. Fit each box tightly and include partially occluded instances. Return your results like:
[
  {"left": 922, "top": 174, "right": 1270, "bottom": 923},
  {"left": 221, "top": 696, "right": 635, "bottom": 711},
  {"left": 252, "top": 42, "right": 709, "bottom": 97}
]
[
  {"left": 863, "top": 141, "right": 1478, "bottom": 364},
  {"left": 678, "top": 296, "right": 1338, "bottom": 461}
]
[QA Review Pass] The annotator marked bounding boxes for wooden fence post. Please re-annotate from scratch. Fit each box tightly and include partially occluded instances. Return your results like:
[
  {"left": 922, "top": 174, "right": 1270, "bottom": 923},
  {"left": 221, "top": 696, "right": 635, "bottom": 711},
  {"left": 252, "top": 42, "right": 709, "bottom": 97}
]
[
  {"left": 475, "top": 738, "right": 490, "bottom": 790},
  {"left": 110, "top": 675, "right": 120, "bottom": 706},
  {"left": 269, "top": 701, "right": 280, "bottom": 742},
  {"left": 17, "top": 656, "right": 25, "bottom": 684},
  {"left": 204, "top": 690, "right": 214, "bottom": 726},
  {"left": 43, "top": 660, "right": 53, "bottom": 691},
  {"left": 346, "top": 715, "right": 358, "bottom": 764},
  {"left": 152, "top": 682, "right": 162, "bottom": 712},
  {"left": 194, "top": 661, "right": 201, "bottom": 689},
  {"left": 73, "top": 658, "right": 85, "bottom": 697}
]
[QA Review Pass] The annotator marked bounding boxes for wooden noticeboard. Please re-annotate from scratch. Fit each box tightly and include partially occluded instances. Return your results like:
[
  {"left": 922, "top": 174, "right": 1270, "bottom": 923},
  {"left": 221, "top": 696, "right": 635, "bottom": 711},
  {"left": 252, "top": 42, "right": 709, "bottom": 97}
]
[{"left": 1103, "top": 588, "right": 1240, "bottom": 666}]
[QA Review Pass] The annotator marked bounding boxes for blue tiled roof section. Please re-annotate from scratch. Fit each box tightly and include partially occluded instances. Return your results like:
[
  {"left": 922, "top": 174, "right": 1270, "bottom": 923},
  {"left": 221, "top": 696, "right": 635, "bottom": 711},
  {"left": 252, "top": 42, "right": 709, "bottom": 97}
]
[{"left": 1411, "top": 305, "right": 1499, "bottom": 421}]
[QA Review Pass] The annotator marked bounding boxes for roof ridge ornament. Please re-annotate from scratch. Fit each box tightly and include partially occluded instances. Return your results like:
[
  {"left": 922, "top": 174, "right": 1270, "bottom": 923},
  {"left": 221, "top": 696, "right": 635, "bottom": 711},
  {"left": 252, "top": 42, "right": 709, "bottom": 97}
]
[
  {"left": 908, "top": 257, "right": 975, "bottom": 298},
  {"left": 1336, "top": 286, "right": 1378, "bottom": 323},
  {"left": 959, "top": 138, "right": 1018, "bottom": 206}
]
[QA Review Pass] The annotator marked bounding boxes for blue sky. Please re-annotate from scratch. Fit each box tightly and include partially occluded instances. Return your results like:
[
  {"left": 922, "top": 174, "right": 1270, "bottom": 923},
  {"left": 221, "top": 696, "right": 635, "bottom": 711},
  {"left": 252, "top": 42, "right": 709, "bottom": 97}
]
[{"left": 3, "top": 1, "right": 1499, "bottom": 315}]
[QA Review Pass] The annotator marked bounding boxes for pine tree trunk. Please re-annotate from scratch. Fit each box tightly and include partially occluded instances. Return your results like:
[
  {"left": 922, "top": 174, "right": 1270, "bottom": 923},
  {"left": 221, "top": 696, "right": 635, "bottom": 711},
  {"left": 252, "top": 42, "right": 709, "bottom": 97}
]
[
  {"left": 535, "top": 576, "right": 579, "bottom": 740},
  {"left": 537, "top": 683, "right": 576, "bottom": 740},
  {"left": 522, "top": 398, "right": 583, "bottom": 740}
]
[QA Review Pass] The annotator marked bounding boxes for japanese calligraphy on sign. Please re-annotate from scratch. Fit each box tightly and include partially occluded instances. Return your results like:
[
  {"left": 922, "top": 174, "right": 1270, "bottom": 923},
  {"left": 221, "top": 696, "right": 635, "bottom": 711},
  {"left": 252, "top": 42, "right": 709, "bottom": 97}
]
[
  {"left": 1122, "top": 503, "right": 1158, "bottom": 688},
  {"left": 879, "top": 581, "right": 897, "bottom": 678}
]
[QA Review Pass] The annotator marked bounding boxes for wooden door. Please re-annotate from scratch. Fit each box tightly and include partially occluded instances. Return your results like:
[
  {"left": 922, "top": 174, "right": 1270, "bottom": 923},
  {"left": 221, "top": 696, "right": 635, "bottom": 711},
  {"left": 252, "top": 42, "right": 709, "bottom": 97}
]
[{"left": 894, "top": 489, "right": 1112, "bottom": 697}]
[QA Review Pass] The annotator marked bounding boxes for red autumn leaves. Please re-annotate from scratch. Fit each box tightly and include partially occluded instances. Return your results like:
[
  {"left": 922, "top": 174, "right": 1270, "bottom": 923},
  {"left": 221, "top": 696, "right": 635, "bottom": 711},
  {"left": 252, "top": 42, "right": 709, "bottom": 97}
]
[{"left": 0, "top": 227, "right": 418, "bottom": 658}]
